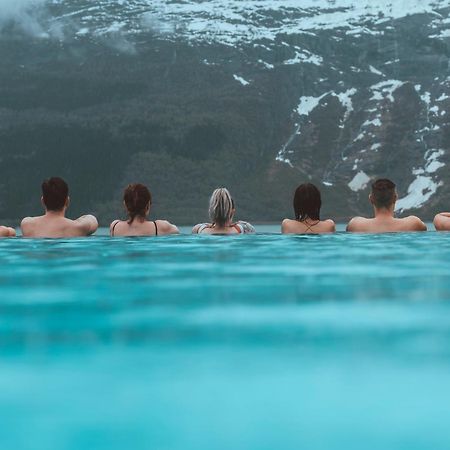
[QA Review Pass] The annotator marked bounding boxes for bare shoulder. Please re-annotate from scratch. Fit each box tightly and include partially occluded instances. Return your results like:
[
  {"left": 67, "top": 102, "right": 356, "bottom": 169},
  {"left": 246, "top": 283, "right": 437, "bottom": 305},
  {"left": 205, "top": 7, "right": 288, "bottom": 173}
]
[
  {"left": 346, "top": 216, "right": 367, "bottom": 232},
  {"left": 192, "top": 223, "right": 211, "bottom": 234},
  {"left": 404, "top": 215, "right": 427, "bottom": 231},
  {"left": 155, "top": 220, "right": 179, "bottom": 235},
  {"left": 323, "top": 219, "right": 336, "bottom": 232},
  {"left": 281, "top": 218, "right": 295, "bottom": 233},
  {"left": 20, "top": 216, "right": 38, "bottom": 233}
]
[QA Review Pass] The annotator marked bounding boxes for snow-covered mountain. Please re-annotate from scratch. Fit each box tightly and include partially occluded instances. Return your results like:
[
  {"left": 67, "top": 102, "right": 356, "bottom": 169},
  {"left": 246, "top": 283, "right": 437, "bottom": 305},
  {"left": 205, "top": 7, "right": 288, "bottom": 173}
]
[{"left": 1, "top": 0, "right": 450, "bottom": 221}]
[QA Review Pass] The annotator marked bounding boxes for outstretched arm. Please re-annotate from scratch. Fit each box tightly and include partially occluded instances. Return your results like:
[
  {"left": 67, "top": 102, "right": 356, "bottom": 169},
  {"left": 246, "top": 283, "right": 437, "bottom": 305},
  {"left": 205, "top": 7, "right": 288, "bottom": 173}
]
[
  {"left": 75, "top": 215, "right": 98, "bottom": 236},
  {"left": 0, "top": 226, "right": 15, "bottom": 237}
]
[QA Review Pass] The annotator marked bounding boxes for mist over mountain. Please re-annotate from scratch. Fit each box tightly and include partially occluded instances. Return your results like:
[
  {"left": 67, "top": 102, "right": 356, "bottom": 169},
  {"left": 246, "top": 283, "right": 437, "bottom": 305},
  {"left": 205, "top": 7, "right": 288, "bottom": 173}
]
[{"left": 1, "top": 0, "right": 450, "bottom": 224}]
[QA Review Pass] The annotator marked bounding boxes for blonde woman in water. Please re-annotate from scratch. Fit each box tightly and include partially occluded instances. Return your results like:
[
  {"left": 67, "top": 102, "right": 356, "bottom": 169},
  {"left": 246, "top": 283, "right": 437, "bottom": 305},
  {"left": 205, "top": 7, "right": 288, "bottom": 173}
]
[{"left": 192, "top": 188, "right": 255, "bottom": 235}]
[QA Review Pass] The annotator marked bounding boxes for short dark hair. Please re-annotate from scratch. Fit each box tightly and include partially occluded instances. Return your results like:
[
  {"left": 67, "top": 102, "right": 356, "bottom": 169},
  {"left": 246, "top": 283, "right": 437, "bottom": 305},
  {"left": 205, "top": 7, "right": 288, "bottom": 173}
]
[
  {"left": 42, "top": 177, "right": 69, "bottom": 211},
  {"left": 123, "top": 183, "right": 152, "bottom": 224},
  {"left": 371, "top": 179, "right": 396, "bottom": 208},
  {"left": 293, "top": 183, "right": 321, "bottom": 221}
]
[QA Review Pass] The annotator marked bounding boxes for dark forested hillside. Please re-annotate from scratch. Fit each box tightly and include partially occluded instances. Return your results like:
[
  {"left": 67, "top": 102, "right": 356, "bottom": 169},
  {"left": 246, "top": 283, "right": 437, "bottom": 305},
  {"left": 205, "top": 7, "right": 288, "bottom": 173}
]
[{"left": 1, "top": 1, "right": 450, "bottom": 224}]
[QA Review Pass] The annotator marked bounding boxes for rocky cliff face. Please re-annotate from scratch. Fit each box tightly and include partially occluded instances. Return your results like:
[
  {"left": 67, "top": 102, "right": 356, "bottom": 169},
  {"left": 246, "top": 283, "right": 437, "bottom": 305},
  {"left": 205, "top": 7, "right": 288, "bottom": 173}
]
[{"left": 0, "top": 0, "right": 450, "bottom": 224}]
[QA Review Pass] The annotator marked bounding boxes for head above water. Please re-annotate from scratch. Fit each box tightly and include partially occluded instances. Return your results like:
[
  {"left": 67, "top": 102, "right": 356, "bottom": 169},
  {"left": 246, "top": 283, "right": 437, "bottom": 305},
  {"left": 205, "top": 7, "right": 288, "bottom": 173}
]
[
  {"left": 293, "top": 183, "right": 321, "bottom": 221},
  {"left": 41, "top": 177, "right": 69, "bottom": 212},
  {"left": 123, "top": 183, "right": 152, "bottom": 224},
  {"left": 370, "top": 178, "right": 397, "bottom": 210},
  {"left": 209, "top": 188, "right": 235, "bottom": 227}
]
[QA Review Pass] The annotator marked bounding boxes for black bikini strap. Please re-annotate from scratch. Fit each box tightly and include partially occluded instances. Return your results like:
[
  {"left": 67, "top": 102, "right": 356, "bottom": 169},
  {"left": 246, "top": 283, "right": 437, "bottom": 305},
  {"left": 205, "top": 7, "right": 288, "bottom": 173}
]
[
  {"left": 153, "top": 221, "right": 158, "bottom": 236},
  {"left": 111, "top": 220, "right": 120, "bottom": 237}
]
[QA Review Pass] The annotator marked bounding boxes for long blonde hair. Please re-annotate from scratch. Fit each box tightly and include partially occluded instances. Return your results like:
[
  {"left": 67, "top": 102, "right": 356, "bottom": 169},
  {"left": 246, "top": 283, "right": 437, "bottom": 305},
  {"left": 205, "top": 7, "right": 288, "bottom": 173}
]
[{"left": 209, "top": 188, "right": 234, "bottom": 227}]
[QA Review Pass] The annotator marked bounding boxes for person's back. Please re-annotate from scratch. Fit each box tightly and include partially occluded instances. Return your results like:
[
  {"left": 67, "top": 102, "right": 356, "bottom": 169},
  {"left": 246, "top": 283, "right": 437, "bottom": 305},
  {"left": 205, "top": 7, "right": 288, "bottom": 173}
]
[
  {"left": 347, "top": 179, "right": 427, "bottom": 233},
  {"left": 282, "top": 183, "right": 335, "bottom": 234},
  {"left": 192, "top": 188, "right": 255, "bottom": 235},
  {"left": 21, "top": 177, "right": 98, "bottom": 238},
  {"left": 110, "top": 183, "right": 179, "bottom": 237}
]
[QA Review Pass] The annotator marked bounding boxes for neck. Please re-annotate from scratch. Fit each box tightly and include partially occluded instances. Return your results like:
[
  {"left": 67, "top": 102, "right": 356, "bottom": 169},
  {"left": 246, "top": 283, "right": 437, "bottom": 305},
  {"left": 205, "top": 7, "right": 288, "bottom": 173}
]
[
  {"left": 45, "top": 209, "right": 66, "bottom": 218},
  {"left": 374, "top": 206, "right": 395, "bottom": 218}
]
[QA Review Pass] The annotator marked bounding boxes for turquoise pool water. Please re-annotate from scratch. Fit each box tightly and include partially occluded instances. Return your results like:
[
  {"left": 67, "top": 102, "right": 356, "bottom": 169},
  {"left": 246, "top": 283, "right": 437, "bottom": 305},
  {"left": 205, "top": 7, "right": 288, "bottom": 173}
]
[{"left": 1, "top": 232, "right": 450, "bottom": 450}]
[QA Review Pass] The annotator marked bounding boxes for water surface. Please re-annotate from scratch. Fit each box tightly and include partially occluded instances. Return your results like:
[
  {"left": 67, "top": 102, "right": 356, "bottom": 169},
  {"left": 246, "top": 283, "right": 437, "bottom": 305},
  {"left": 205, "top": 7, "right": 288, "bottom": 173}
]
[{"left": 1, "top": 232, "right": 450, "bottom": 450}]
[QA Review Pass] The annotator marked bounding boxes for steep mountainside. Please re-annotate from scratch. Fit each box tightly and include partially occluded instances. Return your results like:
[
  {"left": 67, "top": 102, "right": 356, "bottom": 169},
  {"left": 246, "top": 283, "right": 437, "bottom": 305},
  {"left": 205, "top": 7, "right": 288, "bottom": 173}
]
[{"left": 1, "top": 0, "right": 450, "bottom": 224}]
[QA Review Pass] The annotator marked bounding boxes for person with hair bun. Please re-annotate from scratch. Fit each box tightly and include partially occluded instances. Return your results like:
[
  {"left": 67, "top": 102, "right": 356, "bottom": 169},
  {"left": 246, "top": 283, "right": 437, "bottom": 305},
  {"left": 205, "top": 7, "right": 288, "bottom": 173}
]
[
  {"left": 282, "top": 183, "right": 335, "bottom": 234},
  {"left": 192, "top": 187, "right": 255, "bottom": 235},
  {"left": 110, "top": 183, "right": 179, "bottom": 237}
]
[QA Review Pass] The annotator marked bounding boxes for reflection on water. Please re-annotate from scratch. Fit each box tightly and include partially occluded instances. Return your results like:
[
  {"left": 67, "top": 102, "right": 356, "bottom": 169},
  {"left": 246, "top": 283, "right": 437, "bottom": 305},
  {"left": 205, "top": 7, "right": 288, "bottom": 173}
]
[{"left": 0, "top": 233, "right": 450, "bottom": 450}]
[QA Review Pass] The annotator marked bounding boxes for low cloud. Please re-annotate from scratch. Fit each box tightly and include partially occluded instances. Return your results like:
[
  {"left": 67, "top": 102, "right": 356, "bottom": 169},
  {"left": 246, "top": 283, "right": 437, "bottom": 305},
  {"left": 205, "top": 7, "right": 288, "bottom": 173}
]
[{"left": 0, "top": 0, "right": 50, "bottom": 38}]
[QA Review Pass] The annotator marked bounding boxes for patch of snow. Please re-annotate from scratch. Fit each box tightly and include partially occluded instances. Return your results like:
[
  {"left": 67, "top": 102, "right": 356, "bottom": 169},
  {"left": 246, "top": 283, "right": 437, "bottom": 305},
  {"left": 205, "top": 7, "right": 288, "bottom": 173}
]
[
  {"left": 370, "top": 80, "right": 405, "bottom": 102},
  {"left": 348, "top": 171, "right": 371, "bottom": 192},
  {"left": 437, "top": 93, "right": 449, "bottom": 101},
  {"left": 363, "top": 118, "right": 382, "bottom": 127},
  {"left": 395, "top": 176, "right": 442, "bottom": 212},
  {"left": 283, "top": 50, "right": 323, "bottom": 66},
  {"left": 369, "top": 65, "right": 383, "bottom": 76},
  {"left": 233, "top": 75, "right": 250, "bottom": 86},
  {"left": 258, "top": 60, "right": 274, "bottom": 69}
]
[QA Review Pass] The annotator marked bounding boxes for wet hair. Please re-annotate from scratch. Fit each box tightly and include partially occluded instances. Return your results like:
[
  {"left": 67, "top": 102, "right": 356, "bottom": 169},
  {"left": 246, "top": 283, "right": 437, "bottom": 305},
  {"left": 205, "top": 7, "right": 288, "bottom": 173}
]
[
  {"left": 209, "top": 188, "right": 235, "bottom": 227},
  {"left": 123, "top": 183, "right": 152, "bottom": 224},
  {"left": 41, "top": 177, "right": 69, "bottom": 211},
  {"left": 293, "top": 183, "right": 321, "bottom": 221},
  {"left": 371, "top": 179, "right": 396, "bottom": 209}
]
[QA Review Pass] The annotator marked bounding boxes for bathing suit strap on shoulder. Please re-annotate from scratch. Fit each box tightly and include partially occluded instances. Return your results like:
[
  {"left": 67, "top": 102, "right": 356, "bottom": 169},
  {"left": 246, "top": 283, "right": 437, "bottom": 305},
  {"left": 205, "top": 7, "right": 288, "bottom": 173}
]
[
  {"left": 196, "top": 223, "right": 210, "bottom": 234},
  {"left": 111, "top": 220, "right": 120, "bottom": 237},
  {"left": 153, "top": 221, "right": 158, "bottom": 236},
  {"left": 232, "top": 223, "right": 243, "bottom": 234}
]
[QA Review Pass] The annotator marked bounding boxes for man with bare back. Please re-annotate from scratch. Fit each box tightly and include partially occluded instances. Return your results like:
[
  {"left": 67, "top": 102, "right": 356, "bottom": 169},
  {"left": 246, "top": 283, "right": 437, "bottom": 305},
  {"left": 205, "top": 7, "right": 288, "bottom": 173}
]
[
  {"left": 21, "top": 177, "right": 98, "bottom": 238},
  {"left": 347, "top": 179, "right": 427, "bottom": 233}
]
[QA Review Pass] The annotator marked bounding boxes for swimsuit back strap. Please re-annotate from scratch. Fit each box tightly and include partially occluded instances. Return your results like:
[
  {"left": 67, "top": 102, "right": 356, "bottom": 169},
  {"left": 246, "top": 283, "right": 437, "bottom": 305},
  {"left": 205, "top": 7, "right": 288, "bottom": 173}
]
[
  {"left": 153, "top": 220, "right": 158, "bottom": 236},
  {"left": 233, "top": 223, "right": 243, "bottom": 234},
  {"left": 111, "top": 220, "right": 120, "bottom": 237},
  {"left": 196, "top": 223, "right": 210, "bottom": 234}
]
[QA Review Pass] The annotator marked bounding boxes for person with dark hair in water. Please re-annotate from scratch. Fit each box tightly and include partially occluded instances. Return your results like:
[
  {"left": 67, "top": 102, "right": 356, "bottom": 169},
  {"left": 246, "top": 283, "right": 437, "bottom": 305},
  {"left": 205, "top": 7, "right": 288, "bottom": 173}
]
[
  {"left": 21, "top": 177, "right": 98, "bottom": 238},
  {"left": 282, "top": 183, "right": 335, "bottom": 234},
  {"left": 110, "top": 183, "right": 179, "bottom": 237},
  {"left": 347, "top": 178, "right": 427, "bottom": 233}
]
